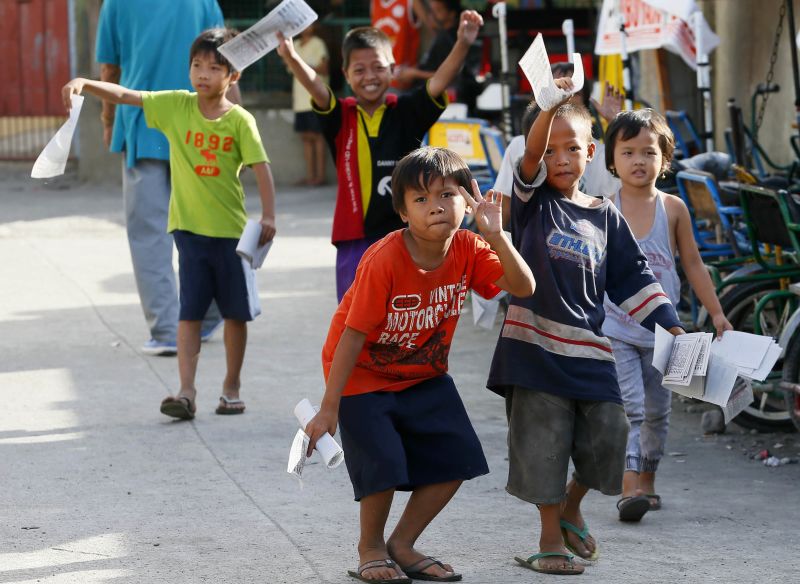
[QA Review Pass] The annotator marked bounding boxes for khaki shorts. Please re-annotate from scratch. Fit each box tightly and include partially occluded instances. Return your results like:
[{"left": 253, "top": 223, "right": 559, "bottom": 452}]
[{"left": 505, "top": 387, "right": 629, "bottom": 505}]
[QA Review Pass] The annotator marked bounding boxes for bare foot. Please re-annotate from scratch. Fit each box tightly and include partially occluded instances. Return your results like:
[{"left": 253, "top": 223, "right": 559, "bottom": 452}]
[
  {"left": 216, "top": 385, "right": 245, "bottom": 414},
  {"left": 640, "top": 471, "right": 661, "bottom": 508},
  {"left": 560, "top": 501, "right": 597, "bottom": 559}
]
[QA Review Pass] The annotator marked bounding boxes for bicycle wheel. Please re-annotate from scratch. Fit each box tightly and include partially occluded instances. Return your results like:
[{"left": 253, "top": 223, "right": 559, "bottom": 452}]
[
  {"left": 704, "top": 281, "right": 795, "bottom": 431},
  {"left": 782, "top": 331, "right": 800, "bottom": 432}
]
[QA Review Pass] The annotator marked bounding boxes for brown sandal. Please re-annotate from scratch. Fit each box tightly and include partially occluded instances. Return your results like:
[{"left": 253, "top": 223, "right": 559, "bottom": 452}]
[
  {"left": 347, "top": 559, "right": 411, "bottom": 583},
  {"left": 160, "top": 395, "right": 196, "bottom": 420}
]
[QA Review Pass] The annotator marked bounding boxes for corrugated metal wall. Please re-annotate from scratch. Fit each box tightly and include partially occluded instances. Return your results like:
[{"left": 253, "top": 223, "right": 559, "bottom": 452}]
[{"left": 0, "top": 0, "right": 71, "bottom": 159}]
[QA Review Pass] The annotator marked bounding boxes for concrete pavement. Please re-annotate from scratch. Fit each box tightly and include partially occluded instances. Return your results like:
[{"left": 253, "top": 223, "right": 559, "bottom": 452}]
[{"left": 0, "top": 163, "right": 798, "bottom": 583}]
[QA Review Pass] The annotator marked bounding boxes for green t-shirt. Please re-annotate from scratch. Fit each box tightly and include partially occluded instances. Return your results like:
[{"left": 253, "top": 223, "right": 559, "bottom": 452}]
[{"left": 142, "top": 90, "right": 268, "bottom": 238}]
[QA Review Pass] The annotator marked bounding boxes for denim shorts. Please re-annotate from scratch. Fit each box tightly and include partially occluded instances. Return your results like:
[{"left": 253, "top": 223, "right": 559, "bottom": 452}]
[
  {"left": 338, "top": 375, "right": 489, "bottom": 501},
  {"left": 173, "top": 230, "right": 259, "bottom": 322},
  {"left": 505, "top": 387, "right": 629, "bottom": 505}
]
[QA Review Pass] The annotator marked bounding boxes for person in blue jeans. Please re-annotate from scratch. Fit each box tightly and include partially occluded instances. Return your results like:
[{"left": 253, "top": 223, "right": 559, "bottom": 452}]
[{"left": 95, "top": 0, "right": 230, "bottom": 355}]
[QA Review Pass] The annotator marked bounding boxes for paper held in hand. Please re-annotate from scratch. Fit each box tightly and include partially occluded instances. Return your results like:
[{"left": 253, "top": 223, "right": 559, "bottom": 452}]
[
  {"left": 218, "top": 0, "right": 317, "bottom": 72},
  {"left": 287, "top": 398, "right": 344, "bottom": 482},
  {"left": 236, "top": 219, "right": 272, "bottom": 269},
  {"left": 31, "top": 95, "right": 84, "bottom": 179},
  {"left": 518, "top": 33, "right": 584, "bottom": 111},
  {"left": 653, "top": 326, "right": 781, "bottom": 423}
]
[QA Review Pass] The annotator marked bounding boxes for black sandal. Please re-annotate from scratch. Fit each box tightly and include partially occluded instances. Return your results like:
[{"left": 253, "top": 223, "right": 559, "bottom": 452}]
[
  {"left": 617, "top": 495, "right": 651, "bottom": 522},
  {"left": 401, "top": 556, "right": 462, "bottom": 582},
  {"left": 160, "top": 395, "right": 196, "bottom": 420}
]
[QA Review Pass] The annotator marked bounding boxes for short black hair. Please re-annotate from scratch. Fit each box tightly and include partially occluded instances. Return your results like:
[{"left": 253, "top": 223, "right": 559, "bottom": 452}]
[
  {"left": 431, "top": 0, "right": 462, "bottom": 13},
  {"left": 522, "top": 100, "right": 541, "bottom": 138},
  {"left": 554, "top": 102, "right": 593, "bottom": 143},
  {"left": 391, "top": 147, "right": 473, "bottom": 214},
  {"left": 604, "top": 109, "right": 675, "bottom": 174},
  {"left": 189, "top": 28, "right": 239, "bottom": 72},
  {"left": 342, "top": 27, "right": 394, "bottom": 70}
]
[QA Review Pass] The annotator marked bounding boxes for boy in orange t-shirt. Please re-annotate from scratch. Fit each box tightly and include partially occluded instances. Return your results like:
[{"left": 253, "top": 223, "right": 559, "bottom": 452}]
[{"left": 306, "top": 147, "right": 535, "bottom": 583}]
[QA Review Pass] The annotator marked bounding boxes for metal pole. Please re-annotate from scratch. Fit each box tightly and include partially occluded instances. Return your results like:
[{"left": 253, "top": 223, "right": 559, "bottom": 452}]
[
  {"left": 692, "top": 11, "right": 714, "bottom": 152},
  {"left": 619, "top": 16, "right": 634, "bottom": 110},
  {"left": 785, "top": 0, "right": 800, "bottom": 137},
  {"left": 492, "top": 2, "right": 513, "bottom": 143},
  {"left": 562, "top": 19, "right": 575, "bottom": 63}
]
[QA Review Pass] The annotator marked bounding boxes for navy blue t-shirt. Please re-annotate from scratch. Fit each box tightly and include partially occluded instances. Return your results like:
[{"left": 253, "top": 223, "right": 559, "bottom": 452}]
[{"left": 487, "top": 162, "right": 682, "bottom": 403}]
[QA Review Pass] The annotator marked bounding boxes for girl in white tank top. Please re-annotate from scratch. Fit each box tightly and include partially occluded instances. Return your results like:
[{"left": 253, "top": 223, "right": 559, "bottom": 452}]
[{"left": 602, "top": 110, "right": 732, "bottom": 523}]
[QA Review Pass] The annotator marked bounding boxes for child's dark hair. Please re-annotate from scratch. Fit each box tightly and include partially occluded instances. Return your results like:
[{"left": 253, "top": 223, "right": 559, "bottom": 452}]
[
  {"left": 342, "top": 27, "right": 394, "bottom": 70},
  {"left": 604, "top": 109, "right": 675, "bottom": 175},
  {"left": 521, "top": 100, "right": 541, "bottom": 138},
  {"left": 431, "top": 0, "right": 462, "bottom": 12},
  {"left": 391, "top": 147, "right": 473, "bottom": 213},
  {"left": 553, "top": 102, "right": 593, "bottom": 142},
  {"left": 189, "top": 28, "right": 239, "bottom": 72}
]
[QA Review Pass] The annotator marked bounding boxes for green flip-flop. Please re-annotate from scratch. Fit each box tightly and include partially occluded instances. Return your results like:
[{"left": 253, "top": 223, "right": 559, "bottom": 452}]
[
  {"left": 560, "top": 519, "right": 600, "bottom": 562},
  {"left": 515, "top": 552, "right": 584, "bottom": 575}
]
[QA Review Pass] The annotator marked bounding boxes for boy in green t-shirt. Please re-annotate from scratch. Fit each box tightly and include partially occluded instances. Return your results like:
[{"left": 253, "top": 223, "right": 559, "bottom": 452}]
[{"left": 62, "top": 28, "right": 276, "bottom": 420}]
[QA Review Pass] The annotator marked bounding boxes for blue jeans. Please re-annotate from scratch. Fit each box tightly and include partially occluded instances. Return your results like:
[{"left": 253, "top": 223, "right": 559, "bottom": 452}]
[{"left": 610, "top": 338, "right": 672, "bottom": 473}]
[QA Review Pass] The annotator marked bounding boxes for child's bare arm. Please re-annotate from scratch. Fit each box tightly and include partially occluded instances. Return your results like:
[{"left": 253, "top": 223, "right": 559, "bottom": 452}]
[
  {"left": 99, "top": 64, "right": 121, "bottom": 147},
  {"left": 304, "top": 327, "right": 367, "bottom": 455},
  {"left": 520, "top": 107, "right": 554, "bottom": 183},
  {"left": 62, "top": 78, "right": 142, "bottom": 111},
  {"left": 427, "top": 10, "right": 484, "bottom": 98},
  {"left": 276, "top": 31, "right": 331, "bottom": 110},
  {"left": 460, "top": 181, "right": 535, "bottom": 297},
  {"left": 670, "top": 197, "right": 732, "bottom": 337},
  {"left": 501, "top": 193, "right": 511, "bottom": 231},
  {"left": 251, "top": 162, "right": 277, "bottom": 245},
  {"left": 520, "top": 78, "right": 574, "bottom": 182}
]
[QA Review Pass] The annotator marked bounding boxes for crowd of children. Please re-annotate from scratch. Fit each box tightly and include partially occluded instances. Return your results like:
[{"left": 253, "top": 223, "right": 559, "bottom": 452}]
[{"left": 62, "top": 12, "right": 731, "bottom": 582}]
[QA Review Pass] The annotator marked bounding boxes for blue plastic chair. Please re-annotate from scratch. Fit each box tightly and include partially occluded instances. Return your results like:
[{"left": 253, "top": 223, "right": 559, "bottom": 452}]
[
  {"left": 675, "top": 169, "right": 745, "bottom": 259},
  {"left": 666, "top": 111, "right": 704, "bottom": 159}
]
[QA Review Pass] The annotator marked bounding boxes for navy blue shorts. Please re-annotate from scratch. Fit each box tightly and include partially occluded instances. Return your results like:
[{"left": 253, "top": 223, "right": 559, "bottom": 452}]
[
  {"left": 173, "top": 230, "right": 259, "bottom": 322},
  {"left": 338, "top": 375, "right": 489, "bottom": 501}
]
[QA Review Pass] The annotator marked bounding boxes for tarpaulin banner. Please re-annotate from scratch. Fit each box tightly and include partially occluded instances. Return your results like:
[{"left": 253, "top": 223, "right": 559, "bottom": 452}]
[{"left": 594, "top": 0, "right": 720, "bottom": 69}]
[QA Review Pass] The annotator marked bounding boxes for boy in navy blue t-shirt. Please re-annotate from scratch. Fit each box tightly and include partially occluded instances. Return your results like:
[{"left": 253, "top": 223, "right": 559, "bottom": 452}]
[{"left": 487, "top": 80, "right": 685, "bottom": 575}]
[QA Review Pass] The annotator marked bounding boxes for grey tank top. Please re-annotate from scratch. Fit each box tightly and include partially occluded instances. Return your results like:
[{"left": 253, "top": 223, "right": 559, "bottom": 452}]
[{"left": 602, "top": 192, "right": 681, "bottom": 347}]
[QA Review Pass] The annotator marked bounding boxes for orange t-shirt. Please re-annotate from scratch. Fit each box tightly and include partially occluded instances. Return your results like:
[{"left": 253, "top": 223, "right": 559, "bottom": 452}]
[
  {"left": 371, "top": 0, "right": 421, "bottom": 69},
  {"left": 322, "top": 229, "right": 504, "bottom": 396}
]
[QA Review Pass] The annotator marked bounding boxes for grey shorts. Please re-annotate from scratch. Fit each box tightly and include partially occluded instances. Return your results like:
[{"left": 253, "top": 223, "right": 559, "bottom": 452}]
[{"left": 505, "top": 387, "right": 629, "bottom": 505}]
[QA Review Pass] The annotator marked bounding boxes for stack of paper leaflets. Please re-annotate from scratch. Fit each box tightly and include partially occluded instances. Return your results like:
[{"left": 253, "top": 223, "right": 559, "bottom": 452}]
[{"left": 653, "top": 326, "right": 782, "bottom": 423}]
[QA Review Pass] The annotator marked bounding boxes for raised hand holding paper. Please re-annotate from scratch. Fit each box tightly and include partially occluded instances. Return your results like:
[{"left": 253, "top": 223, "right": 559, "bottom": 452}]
[
  {"left": 31, "top": 95, "right": 84, "bottom": 179},
  {"left": 518, "top": 33, "right": 584, "bottom": 111},
  {"left": 218, "top": 0, "right": 317, "bottom": 72},
  {"left": 236, "top": 219, "right": 272, "bottom": 269}
]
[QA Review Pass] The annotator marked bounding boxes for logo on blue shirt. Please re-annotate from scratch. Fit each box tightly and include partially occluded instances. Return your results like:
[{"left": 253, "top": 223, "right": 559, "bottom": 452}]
[{"left": 547, "top": 222, "right": 605, "bottom": 272}]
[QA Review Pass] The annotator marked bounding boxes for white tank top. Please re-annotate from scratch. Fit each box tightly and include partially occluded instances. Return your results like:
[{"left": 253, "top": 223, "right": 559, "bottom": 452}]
[{"left": 602, "top": 192, "right": 681, "bottom": 347}]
